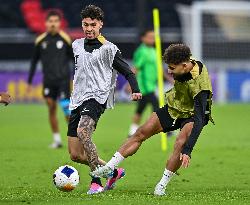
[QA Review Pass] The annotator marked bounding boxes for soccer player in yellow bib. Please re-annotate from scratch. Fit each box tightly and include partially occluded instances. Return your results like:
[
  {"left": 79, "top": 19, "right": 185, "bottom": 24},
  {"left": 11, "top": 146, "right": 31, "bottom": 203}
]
[{"left": 91, "top": 44, "right": 214, "bottom": 196}]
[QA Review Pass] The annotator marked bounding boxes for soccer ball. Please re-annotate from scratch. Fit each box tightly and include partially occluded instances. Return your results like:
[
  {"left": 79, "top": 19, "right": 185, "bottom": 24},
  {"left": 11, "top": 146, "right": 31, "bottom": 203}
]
[{"left": 53, "top": 165, "right": 80, "bottom": 192}]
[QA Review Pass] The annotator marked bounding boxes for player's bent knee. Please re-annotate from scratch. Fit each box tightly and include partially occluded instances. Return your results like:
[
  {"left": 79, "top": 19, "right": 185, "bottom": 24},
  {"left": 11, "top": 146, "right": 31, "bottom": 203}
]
[
  {"left": 134, "top": 127, "right": 148, "bottom": 142},
  {"left": 182, "top": 122, "right": 194, "bottom": 136},
  {"left": 186, "top": 123, "right": 194, "bottom": 136}
]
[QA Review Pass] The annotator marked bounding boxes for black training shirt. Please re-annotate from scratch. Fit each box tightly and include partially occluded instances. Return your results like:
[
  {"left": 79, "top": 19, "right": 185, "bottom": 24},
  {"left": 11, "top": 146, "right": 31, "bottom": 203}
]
[{"left": 28, "top": 31, "right": 73, "bottom": 84}]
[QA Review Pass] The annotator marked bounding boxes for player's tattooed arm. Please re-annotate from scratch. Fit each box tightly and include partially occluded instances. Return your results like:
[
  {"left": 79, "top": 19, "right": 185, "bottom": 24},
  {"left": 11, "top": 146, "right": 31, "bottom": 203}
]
[{"left": 77, "top": 115, "right": 99, "bottom": 171}]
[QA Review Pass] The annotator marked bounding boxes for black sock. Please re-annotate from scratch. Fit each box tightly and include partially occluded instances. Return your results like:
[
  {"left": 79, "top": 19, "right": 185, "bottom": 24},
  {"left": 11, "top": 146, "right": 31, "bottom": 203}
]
[
  {"left": 112, "top": 168, "right": 118, "bottom": 178},
  {"left": 91, "top": 177, "right": 102, "bottom": 186}
]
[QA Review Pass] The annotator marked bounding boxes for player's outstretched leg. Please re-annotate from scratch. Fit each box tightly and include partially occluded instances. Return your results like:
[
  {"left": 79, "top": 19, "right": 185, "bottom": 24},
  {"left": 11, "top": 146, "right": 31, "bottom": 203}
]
[
  {"left": 90, "top": 112, "right": 163, "bottom": 178},
  {"left": 154, "top": 122, "right": 193, "bottom": 196}
]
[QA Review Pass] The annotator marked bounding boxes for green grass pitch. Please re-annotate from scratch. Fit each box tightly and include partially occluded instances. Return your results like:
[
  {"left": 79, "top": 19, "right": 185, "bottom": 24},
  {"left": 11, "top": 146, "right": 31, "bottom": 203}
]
[{"left": 0, "top": 103, "right": 249, "bottom": 205}]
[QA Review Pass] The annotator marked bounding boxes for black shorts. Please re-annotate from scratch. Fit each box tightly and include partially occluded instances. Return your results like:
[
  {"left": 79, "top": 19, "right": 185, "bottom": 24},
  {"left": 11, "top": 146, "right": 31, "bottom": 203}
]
[
  {"left": 136, "top": 92, "right": 159, "bottom": 114},
  {"left": 67, "top": 99, "right": 106, "bottom": 137},
  {"left": 155, "top": 104, "right": 194, "bottom": 133},
  {"left": 43, "top": 80, "right": 70, "bottom": 100}
]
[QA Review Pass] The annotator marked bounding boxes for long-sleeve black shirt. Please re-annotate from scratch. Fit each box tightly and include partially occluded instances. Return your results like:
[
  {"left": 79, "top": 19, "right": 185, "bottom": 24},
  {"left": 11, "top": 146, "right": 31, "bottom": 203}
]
[
  {"left": 173, "top": 61, "right": 210, "bottom": 157},
  {"left": 181, "top": 91, "right": 209, "bottom": 157},
  {"left": 28, "top": 31, "right": 73, "bottom": 84},
  {"left": 84, "top": 38, "right": 140, "bottom": 93}
]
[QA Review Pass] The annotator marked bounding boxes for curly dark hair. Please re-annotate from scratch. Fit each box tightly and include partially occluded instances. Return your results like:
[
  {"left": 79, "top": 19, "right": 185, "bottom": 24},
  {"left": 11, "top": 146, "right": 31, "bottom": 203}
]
[
  {"left": 163, "top": 44, "right": 191, "bottom": 65},
  {"left": 80, "top": 5, "right": 104, "bottom": 21}
]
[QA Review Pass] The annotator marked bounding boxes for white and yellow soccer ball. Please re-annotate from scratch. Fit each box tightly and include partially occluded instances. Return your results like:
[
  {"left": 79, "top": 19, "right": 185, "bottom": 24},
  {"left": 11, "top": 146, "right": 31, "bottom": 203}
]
[{"left": 53, "top": 165, "right": 80, "bottom": 192}]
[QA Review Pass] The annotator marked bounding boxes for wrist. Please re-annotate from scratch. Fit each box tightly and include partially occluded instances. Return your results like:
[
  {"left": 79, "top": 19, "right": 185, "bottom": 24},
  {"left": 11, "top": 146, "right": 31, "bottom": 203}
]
[
  {"left": 132, "top": 89, "right": 140, "bottom": 94},
  {"left": 182, "top": 149, "right": 191, "bottom": 158}
]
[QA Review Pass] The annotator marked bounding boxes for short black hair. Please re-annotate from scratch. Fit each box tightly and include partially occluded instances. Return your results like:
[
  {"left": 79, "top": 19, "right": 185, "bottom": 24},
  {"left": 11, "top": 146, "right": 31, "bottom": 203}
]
[
  {"left": 163, "top": 44, "right": 192, "bottom": 65},
  {"left": 80, "top": 5, "right": 104, "bottom": 21},
  {"left": 140, "top": 28, "right": 154, "bottom": 37},
  {"left": 46, "top": 10, "right": 62, "bottom": 21}
]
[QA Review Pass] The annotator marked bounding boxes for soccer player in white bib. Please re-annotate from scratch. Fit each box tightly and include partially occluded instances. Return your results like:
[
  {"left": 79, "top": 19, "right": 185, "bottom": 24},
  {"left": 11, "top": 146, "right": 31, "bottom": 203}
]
[{"left": 67, "top": 5, "right": 142, "bottom": 195}]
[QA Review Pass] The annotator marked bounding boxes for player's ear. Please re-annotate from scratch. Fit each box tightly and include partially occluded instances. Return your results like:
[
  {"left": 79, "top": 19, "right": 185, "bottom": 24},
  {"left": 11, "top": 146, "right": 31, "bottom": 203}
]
[
  {"left": 183, "top": 63, "right": 188, "bottom": 71},
  {"left": 100, "top": 21, "right": 103, "bottom": 28}
]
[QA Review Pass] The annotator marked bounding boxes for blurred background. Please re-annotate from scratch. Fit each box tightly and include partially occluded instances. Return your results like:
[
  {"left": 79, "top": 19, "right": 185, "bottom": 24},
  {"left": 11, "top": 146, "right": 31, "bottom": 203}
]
[{"left": 0, "top": 0, "right": 250, "bottom": 103}]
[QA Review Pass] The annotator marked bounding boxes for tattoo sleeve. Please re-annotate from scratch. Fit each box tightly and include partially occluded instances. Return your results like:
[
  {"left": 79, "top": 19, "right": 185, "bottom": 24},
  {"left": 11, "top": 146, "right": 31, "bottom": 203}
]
[{"left": 77, "top": 115, "right": 99, "bottom": 171}]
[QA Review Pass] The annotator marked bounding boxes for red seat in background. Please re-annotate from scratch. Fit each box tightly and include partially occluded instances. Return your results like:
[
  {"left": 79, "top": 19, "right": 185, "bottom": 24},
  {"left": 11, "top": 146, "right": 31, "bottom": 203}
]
[{"left": 21, "top": 0, "right": 68, "bottom": 34}]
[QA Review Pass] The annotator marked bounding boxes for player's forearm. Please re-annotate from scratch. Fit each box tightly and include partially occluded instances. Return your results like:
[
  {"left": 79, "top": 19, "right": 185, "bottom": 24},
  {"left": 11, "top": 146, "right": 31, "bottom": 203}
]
[
  {"left": 28, "top": 57, "right": 39, "bottom": 84},
  {"left": 182, "top": 91, "right": 208, "bottom": 157},
  {"left": 28, "top": 45, "right": 40, "bottom": 84},
  {"left": 27, "top": 64, "right": 36, "bottom": 84},
  {"left": 181, "top": 119, "right": 203, "bottom": 157},
  {"left": 125, "top": 74, "right": 140, "bottom": 93},
  {"left": 113, "top": 52, "right": 140, "bottom": 93}
]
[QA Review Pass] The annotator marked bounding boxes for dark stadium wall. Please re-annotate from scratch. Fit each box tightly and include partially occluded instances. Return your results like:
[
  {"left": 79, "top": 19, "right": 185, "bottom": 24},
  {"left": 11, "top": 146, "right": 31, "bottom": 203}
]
[{"left": 0, "top": 42, "right": 172, "bottom": 60}]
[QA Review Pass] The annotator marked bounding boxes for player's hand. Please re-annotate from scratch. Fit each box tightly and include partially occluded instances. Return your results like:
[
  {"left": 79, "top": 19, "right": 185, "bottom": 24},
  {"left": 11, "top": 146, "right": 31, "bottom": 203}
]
[
  {"left": 27, "top": 84, "right": 32, "bottom": 93},
  {"left": 0, "top": 92, "right": 11, "bottom": 106},
  {"left": 180, "top": 153, "right": 190, "bottom": 168},
  {"left": 131, "top": 93, "right": 142, "bottom": 101}
]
